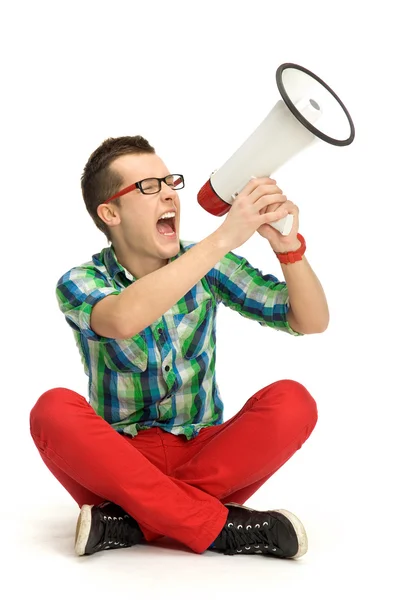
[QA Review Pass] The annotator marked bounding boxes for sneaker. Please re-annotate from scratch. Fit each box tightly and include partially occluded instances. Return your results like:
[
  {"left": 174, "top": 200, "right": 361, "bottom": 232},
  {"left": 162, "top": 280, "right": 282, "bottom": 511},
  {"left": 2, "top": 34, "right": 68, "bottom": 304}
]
[
  {"left": 74, "top": 501, "right": 145, "bottom": 556},
  {"left": 212, "top": 502, "right": 308, "bottom": 559}
]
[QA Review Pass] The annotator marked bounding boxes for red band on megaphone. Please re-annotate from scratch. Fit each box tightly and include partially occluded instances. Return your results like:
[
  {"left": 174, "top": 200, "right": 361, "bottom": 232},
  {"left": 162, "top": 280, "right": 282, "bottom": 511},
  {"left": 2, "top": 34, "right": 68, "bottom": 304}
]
[{"left": 197, "top": 179, "right": 231, "bottom": 216}]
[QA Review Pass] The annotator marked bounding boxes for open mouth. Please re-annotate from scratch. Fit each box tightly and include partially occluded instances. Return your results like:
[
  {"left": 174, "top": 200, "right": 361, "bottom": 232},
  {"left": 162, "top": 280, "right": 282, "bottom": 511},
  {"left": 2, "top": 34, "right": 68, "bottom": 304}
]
[{"left": 156, "top": 216, "right": 176, "bottom": 237}]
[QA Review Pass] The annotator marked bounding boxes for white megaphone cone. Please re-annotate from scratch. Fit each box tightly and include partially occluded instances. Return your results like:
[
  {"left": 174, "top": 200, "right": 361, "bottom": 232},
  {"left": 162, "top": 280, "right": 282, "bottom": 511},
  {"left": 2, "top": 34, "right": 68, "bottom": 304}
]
[{"left": 197, "top": 63, "right": 355, "bottom": 235}]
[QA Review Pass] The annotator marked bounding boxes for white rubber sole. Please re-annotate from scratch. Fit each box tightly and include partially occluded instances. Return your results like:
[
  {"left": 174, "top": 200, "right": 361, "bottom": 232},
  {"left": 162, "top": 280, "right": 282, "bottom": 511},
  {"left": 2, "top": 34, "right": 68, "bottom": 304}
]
[
  {"left": 74, "top": 505, "right": 94, "bottom": 556},
  {"left": 274, "top": 508, "right": 308, "bottom": 559},
  {"left": 225, "top": 503, "right": 308, "bottom": 559}
]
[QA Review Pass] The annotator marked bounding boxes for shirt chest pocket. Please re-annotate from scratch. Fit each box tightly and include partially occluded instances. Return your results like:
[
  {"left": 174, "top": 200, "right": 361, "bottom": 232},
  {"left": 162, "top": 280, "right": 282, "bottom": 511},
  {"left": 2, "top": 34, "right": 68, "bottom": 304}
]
[
  {"left": 102, "top": 334, "right": 148, "bottom": 373},
  {"left": 173, "top": 298, "right": 213, "bottom": 360}
]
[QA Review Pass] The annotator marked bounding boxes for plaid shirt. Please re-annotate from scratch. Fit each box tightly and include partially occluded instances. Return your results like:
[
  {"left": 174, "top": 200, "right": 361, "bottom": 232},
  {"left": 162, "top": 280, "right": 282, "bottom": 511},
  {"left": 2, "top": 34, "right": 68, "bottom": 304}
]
[{"left": 56, "top": 240, "right": 303, "bottom": 440}]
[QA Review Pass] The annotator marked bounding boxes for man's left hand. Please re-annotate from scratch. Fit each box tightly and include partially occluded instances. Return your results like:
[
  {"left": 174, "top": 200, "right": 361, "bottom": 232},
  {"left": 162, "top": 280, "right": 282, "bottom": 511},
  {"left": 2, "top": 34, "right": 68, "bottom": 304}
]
[{"left": 257, "top": 181, "right": 301, "bottom": 253}]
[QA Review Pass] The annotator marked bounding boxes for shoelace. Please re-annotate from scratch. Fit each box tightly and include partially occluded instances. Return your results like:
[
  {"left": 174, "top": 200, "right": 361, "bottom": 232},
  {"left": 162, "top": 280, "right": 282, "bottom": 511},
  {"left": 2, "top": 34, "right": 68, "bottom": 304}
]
[
  {"left": 221, "top": 520, "right": 277, "bottom": 554},
  {"left": 102, "top": 514, "right": 138, "bottom": 548}
]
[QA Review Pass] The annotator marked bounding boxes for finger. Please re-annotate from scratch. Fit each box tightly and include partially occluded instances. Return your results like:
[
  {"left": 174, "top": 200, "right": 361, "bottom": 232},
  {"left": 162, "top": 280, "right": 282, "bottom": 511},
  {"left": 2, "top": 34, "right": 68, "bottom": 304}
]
[
  {"left": 266, "top": 199, "right": 287, "bottom": 213},
  {"left": 259, "top": 205, "right": 288, "bottom": 224},
  {"left": 239, "top": 177, "right": 277, "bottom": 197},
  {"left": 249, "top": 185, "right": 283, "bottom": 204},
  {"left": 254, "top": 193, "right": 287, "bottom": 212},
  {"left": 267, "top": 199, "right": 296, "bottom": 214}
]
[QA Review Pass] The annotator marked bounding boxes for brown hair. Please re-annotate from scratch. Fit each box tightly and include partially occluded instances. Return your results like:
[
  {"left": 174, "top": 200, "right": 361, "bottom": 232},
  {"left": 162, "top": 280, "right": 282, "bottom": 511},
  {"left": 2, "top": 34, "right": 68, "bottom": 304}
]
[{"left": 81, "top": 135, "right": 155, "bottom": 242}]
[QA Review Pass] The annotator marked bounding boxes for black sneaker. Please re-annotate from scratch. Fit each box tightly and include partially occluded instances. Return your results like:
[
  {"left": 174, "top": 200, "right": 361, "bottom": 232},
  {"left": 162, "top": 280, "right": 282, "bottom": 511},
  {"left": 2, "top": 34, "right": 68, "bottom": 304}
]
[
  {"left": 212, "top": 502, "right": 308, "bottom": 559},
  {"left": 74, "top": 501, "right": 145, "bottom": 556}
]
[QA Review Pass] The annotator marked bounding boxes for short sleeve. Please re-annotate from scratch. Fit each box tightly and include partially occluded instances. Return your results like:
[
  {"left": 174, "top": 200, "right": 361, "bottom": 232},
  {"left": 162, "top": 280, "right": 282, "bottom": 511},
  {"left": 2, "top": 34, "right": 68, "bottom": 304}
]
[
  {"left": 56, "top": 266, "right": 120, "bottom": 342},
  {"left": 206, "top": 250, "right": 304, "bottom": 336}
]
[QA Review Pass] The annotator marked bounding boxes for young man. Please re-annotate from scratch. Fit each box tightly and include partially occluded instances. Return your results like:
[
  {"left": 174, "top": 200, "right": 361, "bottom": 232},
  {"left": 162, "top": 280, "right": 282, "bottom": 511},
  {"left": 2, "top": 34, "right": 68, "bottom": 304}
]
[{"left": 30, "top": 135, "right": 328, "bottom": 559}]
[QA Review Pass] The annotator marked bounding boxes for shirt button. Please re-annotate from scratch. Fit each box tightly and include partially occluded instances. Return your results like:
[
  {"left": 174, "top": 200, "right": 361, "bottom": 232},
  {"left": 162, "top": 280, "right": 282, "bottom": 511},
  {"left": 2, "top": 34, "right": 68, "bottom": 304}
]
[
  {"left": 165, "top": 365, "right": 170, "bottom": 372},
  {"left": 158, "top": 328, "right": 163, "bottom": 334}
]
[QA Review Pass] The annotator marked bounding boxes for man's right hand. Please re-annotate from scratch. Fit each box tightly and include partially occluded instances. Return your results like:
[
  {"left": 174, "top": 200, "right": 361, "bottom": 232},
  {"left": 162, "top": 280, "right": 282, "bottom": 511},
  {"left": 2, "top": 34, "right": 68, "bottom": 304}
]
[{"left": 214, "top": 177, "right": 289, "bottom": 251}]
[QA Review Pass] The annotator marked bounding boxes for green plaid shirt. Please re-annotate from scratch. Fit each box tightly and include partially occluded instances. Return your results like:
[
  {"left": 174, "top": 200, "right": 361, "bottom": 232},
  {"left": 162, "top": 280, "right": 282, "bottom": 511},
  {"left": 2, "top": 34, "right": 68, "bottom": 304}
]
[{"left": 56, "top": 240, "right": 302, "bottom": 440}]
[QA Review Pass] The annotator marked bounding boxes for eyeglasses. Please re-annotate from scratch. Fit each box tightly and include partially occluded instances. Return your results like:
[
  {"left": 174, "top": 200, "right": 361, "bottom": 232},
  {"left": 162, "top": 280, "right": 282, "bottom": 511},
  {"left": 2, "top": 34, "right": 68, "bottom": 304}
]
[{"left": 103, "top": 174, "right": 185, "bottom": 204}]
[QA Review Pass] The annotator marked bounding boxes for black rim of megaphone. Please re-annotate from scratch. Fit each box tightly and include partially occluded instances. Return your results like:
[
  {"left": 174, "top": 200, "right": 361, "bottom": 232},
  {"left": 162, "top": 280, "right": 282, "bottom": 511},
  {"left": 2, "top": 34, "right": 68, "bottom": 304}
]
[{"left": 276, "top": 63, "right": 355, "bottom": 146}]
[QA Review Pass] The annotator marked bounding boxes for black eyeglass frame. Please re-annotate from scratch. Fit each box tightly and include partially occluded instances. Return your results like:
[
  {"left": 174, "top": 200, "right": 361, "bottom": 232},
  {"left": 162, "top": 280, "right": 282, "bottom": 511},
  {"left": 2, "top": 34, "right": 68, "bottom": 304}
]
[{"left": 103, "top": 174, "right": 185, "bottom": 204}]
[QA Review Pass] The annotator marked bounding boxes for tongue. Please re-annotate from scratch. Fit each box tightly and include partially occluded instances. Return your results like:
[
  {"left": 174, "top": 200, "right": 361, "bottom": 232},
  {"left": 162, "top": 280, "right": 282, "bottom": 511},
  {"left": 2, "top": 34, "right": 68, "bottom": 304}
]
[{"left": 156, "top": 221, "right": 174, "bottom": 234}]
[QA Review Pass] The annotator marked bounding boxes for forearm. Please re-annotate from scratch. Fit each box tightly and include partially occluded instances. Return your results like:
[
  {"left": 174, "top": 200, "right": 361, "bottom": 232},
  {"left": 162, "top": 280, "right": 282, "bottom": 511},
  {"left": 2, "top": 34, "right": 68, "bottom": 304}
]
[
  {"left": 280, "top": 255, "right": 329, "bottom": 334},
  {"left": 116, "top": 230, "right": 229, "bottom": 337}
]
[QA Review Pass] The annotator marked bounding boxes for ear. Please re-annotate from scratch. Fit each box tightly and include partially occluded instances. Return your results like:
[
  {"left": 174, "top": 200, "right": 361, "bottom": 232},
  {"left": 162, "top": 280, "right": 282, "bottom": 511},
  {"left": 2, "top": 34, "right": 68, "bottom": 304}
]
[{"left": 97, "top": 203, "right": 121, "bottom": 228}]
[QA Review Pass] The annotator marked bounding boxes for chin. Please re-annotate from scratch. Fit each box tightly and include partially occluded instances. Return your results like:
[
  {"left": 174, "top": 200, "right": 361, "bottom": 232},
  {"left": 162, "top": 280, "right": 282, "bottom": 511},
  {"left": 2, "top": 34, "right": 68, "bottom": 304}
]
[{"left": 154, "top": 232, "right": 180, "bottom": 253}]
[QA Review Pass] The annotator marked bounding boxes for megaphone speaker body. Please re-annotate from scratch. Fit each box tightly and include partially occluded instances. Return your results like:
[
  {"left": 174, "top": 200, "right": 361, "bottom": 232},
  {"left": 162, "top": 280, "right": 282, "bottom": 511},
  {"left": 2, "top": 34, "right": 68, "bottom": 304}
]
[{"left": 197, "top": 63, "right": 355, "bottom": 235}]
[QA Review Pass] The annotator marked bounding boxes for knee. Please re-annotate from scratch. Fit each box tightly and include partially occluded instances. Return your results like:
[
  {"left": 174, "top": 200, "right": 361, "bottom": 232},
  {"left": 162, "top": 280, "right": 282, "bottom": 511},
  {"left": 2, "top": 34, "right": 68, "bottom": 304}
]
[
  {"left": 30, "top": 387, "right": 83, "bottom": 437},
  {"left": 266, "top": 379, "right": 318, "bottom": 429},
  {"left": 281, "top": 379, "right": 318, "bottom": 427}
]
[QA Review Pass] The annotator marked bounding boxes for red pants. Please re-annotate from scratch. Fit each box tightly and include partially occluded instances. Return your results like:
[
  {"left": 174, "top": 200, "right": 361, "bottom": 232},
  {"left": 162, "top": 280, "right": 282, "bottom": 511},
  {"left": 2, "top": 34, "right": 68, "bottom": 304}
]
[{"left": 30, "top": 379, "right": 318, "bottom": 554}]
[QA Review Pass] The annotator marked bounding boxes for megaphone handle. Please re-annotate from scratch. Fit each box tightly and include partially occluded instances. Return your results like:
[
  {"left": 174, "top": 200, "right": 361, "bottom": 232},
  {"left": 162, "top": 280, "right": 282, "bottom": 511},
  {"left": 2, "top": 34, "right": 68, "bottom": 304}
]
[
  {"left": 269, "top": 214, "right": 293, "bottom": 236},
  {"left": 235, "top": 177, "right": 293, "bottom": 235}
]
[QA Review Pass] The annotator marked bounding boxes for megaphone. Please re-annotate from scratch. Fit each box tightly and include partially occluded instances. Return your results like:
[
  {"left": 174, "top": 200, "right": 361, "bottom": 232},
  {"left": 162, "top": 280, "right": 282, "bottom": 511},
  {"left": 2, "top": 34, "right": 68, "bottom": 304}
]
[{"left": 197, "top": 62, "right": 355, "bottom": 235}]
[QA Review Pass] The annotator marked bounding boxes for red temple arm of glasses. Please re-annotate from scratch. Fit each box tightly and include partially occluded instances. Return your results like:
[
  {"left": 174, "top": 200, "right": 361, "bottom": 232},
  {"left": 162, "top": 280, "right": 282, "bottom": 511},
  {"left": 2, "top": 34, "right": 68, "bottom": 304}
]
[{"left": 104, "top": 183, "right": 138, "bottom": 204}]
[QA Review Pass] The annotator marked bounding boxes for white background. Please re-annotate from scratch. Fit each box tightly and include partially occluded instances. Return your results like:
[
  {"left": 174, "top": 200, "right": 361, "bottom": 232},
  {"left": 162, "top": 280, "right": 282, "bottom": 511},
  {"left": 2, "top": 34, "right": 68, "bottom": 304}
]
[{"left": 1, "top": 0, "right": 399, "bottom": 598}]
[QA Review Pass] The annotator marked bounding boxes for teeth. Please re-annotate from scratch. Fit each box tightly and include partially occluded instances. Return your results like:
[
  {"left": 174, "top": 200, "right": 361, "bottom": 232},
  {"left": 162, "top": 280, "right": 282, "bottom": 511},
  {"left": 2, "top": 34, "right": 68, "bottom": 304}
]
[{"left": 159, "top": 211, "right": 176, "bottom": 220}]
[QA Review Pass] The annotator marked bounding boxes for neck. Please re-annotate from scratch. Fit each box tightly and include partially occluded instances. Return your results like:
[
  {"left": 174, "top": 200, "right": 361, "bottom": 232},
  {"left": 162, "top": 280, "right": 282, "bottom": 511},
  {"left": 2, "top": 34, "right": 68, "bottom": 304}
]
[{"left": 110, "top": 239, "right": 172, "bottom": 280}]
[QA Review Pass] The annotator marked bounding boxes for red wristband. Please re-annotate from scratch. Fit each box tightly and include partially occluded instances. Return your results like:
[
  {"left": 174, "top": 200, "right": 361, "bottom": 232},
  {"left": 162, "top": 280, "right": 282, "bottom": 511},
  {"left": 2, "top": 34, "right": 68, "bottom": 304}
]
[{"left": 274, "top": 233, "right": 306, "bottom": 264}]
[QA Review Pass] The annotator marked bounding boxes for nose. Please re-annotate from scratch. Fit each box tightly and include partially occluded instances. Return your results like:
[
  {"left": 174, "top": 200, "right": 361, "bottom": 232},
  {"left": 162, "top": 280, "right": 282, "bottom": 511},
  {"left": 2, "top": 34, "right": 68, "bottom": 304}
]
[{"left": 160, "top": 180, "right": 178, "bottom": 200}]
